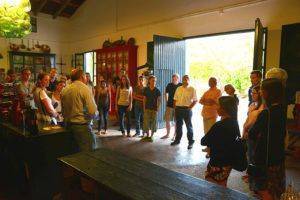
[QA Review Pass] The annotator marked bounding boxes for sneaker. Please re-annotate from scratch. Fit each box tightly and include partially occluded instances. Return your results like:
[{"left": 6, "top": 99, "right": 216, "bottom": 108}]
[
  {"left": 160, "top": 135, "right": 169, "bottom": 139},
  {"left": 127, "top": 133, "right": 131, "bottom": 137},
  {"left": 205, "top": 153, "right": 210, "bottom": 158},
  {"left": 171, "top": 141, "right": 180, "bottom": 146},
  {"left": 188, "top": 141, "right": 195, "bottom": 149},
  {"left": 202, "top": 147, "right": 208, "bottom": 152}
]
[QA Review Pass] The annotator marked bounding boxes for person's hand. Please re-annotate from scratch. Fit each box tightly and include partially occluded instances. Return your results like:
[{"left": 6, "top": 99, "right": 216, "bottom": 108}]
[{"left": 127, "top": 105, "right": 132, "bottom": 111}]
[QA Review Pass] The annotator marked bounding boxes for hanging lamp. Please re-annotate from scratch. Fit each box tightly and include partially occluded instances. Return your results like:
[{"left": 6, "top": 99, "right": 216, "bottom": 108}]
[{"left": 0, "top": 0, "right": 32, "bottom": 38}]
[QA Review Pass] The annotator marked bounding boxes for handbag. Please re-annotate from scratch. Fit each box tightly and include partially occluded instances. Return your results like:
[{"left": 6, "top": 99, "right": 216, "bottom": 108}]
[
  {"left": 247, "top": 108, "right": 270, "bottom": 178},
  {"left": 232, "top": 137, "right": 248, "bottom": 172}
]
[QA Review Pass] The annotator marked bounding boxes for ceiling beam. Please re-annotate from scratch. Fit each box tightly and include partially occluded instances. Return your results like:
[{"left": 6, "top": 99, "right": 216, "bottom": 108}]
[
  {"left": 53, "top": 0, "right": 71, "bottom": 19},
  {"left": 50, "top": 0, "right": 81, "bottom": 8},
  {"left": 34, "top": 0, "right": 48, "bottom": 16}
]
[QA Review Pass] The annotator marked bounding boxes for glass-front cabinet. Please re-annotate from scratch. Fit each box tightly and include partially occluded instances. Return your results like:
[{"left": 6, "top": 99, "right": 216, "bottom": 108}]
[{"left": 9, "top": 51, "right": 56, "bottom": 81}]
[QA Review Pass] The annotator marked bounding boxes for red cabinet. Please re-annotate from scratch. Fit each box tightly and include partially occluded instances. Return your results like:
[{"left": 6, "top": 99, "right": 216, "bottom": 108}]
[{"left": 96, "top": 45, "right": 138, "bottom": 85}]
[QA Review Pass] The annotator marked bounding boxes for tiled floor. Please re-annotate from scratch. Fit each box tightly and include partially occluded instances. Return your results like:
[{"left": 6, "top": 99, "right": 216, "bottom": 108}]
[{"left": 96, "top": 125, "right": 300, "bottom": 197}]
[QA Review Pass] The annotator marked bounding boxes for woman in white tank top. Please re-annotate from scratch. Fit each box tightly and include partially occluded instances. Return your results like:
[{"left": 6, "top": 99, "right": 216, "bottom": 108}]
[{"left": 116, "top": 75, "right": 133, "bottom": 136}]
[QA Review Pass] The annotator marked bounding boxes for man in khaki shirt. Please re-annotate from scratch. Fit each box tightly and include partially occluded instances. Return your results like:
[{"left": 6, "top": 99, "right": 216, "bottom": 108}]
[{"left": 61, "top": 69, "right": 98, "bottom": 151}]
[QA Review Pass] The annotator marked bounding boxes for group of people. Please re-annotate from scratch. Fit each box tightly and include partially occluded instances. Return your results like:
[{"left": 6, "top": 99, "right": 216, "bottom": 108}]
[
  {"left": 200, "top": 70, "right": 287, "bottom": 200},
  {"left": 3, "top": 66, "right": 288, "bottom": 200}
]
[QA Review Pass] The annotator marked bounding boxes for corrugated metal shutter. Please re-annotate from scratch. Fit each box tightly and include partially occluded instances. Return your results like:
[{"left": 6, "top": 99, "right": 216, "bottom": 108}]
[{"left": 153, "top": 35, "right": 186, "bottom": 128}]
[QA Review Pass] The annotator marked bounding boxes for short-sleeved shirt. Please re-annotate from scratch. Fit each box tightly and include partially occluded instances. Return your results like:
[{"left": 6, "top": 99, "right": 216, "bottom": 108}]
[
  {"left": 61, "top": 80, "right": 98, "bottom": 124},
  {"left": 33, "top": 87, "right": 53, "bottom": 122},
  {"left": 143, "top": 87, "right": 161, "bottom": 111},
  {"left": 165, "top": 82, "right": 182, "bottom": 108},
  {"left": 134, "top": 85, "right": 144, "bottom": 108},
  {"left": 201, "top": 88, "right": 221, "bottom": 119},
  {"left": 173, "top": 85, "right": 197, "bottom": 107}
]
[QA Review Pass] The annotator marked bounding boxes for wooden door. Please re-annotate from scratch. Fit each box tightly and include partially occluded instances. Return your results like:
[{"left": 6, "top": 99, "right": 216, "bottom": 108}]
[
  {"left": 153, "top": 35, "right": 186, "bottom": 128},
  {"left": 253, "top": 18, "right": 267, "bottom": 76},
  {"left": 280, "top": 23, "right": 300, "bottom": 104}
]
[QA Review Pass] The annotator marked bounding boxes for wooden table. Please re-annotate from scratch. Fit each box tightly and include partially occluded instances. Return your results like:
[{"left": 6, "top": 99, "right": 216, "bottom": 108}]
[
  {"left": 59, "top": 148, "right": 255, "bottom": 200},
  {"left": 0, "top": 121, "right": 79, "bottom": 199}
]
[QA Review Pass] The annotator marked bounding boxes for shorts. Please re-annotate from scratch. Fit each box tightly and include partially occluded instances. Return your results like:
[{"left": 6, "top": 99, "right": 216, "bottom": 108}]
[
  {"left": 143, "top": 109, "right": 158, "bottom": 133},
  {"left": 164, "top": 106, "right": 175, "bottom": 122}
]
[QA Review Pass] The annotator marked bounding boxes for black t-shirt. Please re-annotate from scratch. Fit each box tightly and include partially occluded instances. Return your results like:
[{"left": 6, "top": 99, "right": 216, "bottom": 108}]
[
  {"left": 165, "top": 83, "right": 182, "bottom": 108},
  {"left": 143, "top": 87, "right": 161, "bottom": 111},
  {"left": 201, "top": 118, "right": 240, "bottom": 167}
]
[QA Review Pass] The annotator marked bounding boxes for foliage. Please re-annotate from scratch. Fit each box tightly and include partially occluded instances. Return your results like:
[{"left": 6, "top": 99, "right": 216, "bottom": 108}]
[
  {"left": 189, "top": 61, "right": 251, "bottom": 94},
  {"left": 0, "top": 0, "right": 31, "bottom": 38},
  {"left": 187, "top": 32, "right": 254, "bottom": 95}
]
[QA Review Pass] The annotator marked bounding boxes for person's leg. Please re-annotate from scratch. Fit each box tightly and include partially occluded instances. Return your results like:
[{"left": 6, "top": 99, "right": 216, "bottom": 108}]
[
  {"left": 140, "top": 109, "right": 144, "bottom": 137},
  {"left": 162, "top": 107, "right": 171, "bottom": 139},
  {"left": 103, "top": 107, "right": 109, "bottom": 132},
  {"left": 98, "top": 109, "right": 102, "bottom": 132},
  {"left": 118, "top": 106, "right": 125, "bottom": 135},
  {"left": 150, "top": 110, "right": 157, "bottom": 138},
  {"left": 71, "top": 124, "right": 96, "bottom": 151},
  {"left": 143, "top": 110, "right": 150, "bottom": 138},
  {"left": 125, "top": 106, "right": 131, "bottom": 136},
  {"left": 134, "top": 106, "right": 141, "bottom": 136},
  {"left": 172, "top": 108, "right": 183, "bottom": 144},
  {"left": 183, "top": 109, "right": 194, "bottom": 148}
]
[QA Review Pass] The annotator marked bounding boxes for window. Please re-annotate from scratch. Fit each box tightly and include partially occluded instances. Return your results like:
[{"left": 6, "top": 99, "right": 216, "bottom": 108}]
[{"left": 84, "top": 51, "right": 97, "bottom": 85}]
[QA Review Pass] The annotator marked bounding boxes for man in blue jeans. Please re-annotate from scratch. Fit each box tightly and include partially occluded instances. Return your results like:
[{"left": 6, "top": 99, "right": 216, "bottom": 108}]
[
  {"left": 171, "top": 75, "right": 197, "bottom": 149},
  {"left": 133, "top": 76, "right": 145, "bottom": 137}
]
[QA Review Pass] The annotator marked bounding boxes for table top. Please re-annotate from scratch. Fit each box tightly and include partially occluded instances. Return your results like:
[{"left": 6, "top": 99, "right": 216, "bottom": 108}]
[
  {"left": 0, "top": 121, "right": 66, "bottom": 138},
  {"left": 59, "top": 148, "right": 255, "bottom": 200}
]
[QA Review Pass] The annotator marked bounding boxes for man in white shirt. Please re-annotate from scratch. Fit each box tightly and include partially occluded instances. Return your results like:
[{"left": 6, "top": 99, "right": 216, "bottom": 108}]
[
  {"left": 171, "top": 75, "right": 197, "bottom": 149},
  {"left": 61, "top": 69, "right": 98, "bottom": 151}
]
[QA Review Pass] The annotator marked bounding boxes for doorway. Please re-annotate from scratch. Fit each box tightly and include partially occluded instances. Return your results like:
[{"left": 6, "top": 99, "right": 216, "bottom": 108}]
[{"left": 185, "top": 31, "right": 255, "bottom": 132}]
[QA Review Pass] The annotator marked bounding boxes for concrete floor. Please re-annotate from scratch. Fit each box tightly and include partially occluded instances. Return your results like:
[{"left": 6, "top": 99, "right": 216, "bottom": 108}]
[{"left": 95, "top": 125, "right": 300, "bottom": 197}]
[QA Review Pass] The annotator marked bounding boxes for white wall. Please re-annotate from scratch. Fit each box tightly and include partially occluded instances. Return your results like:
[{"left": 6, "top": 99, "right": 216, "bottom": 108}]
[
  {"left": 0, "top": 14, "right": 71, "bottom": 74},
  {"left": 67, "top": 0, "right": 300, "bottom": 70}
]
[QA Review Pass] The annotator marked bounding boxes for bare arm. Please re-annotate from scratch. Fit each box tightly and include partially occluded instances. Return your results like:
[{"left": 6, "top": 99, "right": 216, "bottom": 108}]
[
  {"left": 128, "top": 87, "right": 133, "bottom": 111},
  {"left": 42, "top": 99, "right": 58, "bottom": 117},
  {"left": 157, "top": 96, "right": 161, "bottom": 111},
  {"left": 115, "top": 87, "right": 120, "bottom": 110}
]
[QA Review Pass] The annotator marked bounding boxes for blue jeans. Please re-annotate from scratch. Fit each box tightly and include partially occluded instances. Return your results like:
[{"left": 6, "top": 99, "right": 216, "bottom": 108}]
[
  {"left": 174, "top": 107, "right": 194, "bottom": 144},
  {"left": 134, "top": 105, "right": 143, "bottom": 134},
  {"left": 98, "top": 106, "right": 109, "bottom": 131},
  {"left": 118, "top": 105, "right": 131, "bottom": 134}
]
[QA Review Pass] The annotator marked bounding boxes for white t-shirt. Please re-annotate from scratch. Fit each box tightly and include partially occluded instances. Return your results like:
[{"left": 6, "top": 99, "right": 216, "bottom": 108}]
[
  {"left": 117, "top": 87, "right": 132, "bottom": 106},
  {"left": 173, "top": 85, "right": 197, "bottom": 107}
]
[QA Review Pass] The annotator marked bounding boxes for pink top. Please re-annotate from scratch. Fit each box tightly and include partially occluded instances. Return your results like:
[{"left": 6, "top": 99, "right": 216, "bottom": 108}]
[{"left": 201, "top": 87, "right": 221, "bottom": 119}]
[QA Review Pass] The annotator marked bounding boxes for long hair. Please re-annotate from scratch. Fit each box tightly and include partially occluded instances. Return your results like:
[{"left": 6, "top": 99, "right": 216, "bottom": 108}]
[
  {"left": 36, "top": 72, "right": 49, "bottom": 88},
  {"left": 120, "top": 75, "right": 130, "bottom": 89},
  {"left": 218, "top": 96, "right": 238, "bottom": 119},
  {"left": 261, "top": 78, "right": 284, "bottom": 107},
  {"left": 252, "top": 85, "right": 262, "bottom": 110}
]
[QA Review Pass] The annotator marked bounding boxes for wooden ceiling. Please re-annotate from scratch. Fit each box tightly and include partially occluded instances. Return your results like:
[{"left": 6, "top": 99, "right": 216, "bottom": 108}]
[{"left": 30, "top": 0, "right": 86, "bottom": 19}]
